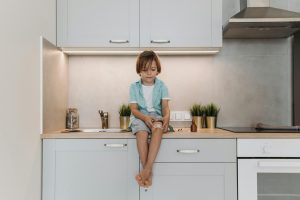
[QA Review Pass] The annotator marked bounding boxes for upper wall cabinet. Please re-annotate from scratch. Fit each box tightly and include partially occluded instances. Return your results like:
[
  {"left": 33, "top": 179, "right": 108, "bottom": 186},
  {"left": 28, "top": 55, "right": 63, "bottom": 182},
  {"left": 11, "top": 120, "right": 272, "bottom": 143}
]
[
  {"left": 57, "top": 0, "right": 222, "bottom": 48},
  {"left": 140, "top": 0, "right": 222, "bottom": 48},
  {"left": 57, "top": 0, "right": 139, "bottom": 47}
]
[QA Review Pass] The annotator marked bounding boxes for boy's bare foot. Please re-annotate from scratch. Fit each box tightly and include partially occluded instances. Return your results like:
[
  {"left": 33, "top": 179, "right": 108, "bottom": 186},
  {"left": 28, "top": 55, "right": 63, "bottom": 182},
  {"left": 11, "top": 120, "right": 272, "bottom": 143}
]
[
  {"left": 139, "top": 168, "right": 152, "bottom": 187},
  {"left": 144, "top": 172, "right": 153, "bottom": 187},
  {"left": 135, "top": 174, "right": 145, "bottom": 187}
]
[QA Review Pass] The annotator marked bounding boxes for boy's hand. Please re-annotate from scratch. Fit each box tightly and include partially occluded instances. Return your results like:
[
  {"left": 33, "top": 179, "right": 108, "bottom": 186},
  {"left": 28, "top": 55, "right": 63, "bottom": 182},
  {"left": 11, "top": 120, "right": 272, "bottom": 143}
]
[
  {"left": 144, "top": 116, "right": 155, "bottom": 128},
  {"left": 162, "top": 116, "right": 169, "bottom": 133}
]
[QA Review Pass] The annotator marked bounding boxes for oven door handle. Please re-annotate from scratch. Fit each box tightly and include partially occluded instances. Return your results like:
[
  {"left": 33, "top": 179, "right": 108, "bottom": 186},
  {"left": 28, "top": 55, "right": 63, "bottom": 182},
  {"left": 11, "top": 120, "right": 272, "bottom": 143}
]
[{"left": 258, "top": 161, "right": 300, "bottom": 167}]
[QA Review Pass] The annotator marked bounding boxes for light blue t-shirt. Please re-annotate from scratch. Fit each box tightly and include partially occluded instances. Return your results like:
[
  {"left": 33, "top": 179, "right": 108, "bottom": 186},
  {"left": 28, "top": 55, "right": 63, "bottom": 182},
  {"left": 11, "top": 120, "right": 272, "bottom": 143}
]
[{"left": 129, "top": 78, "right": 170, "bottom": 117}]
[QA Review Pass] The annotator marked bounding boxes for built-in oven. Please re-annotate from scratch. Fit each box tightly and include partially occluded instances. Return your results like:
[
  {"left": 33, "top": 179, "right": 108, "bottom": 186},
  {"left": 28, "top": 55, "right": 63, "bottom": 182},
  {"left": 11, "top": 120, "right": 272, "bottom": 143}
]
[{"left": 238, "top": 139, "right": 300, "bottom": 200}]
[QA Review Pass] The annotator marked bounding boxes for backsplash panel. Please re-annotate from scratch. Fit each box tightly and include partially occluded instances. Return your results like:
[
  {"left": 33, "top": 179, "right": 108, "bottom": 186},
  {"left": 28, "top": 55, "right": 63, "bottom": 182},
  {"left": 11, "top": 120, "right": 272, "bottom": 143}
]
[{"left": 69, "top": 39, "right": 292, "bottom": 128}]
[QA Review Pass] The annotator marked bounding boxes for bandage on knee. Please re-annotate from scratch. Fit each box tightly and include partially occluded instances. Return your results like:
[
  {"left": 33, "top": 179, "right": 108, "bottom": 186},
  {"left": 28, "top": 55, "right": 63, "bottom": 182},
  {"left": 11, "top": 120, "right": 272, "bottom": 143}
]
[{"left": 153, "top": 121, "right": 163, "bottom": 129}]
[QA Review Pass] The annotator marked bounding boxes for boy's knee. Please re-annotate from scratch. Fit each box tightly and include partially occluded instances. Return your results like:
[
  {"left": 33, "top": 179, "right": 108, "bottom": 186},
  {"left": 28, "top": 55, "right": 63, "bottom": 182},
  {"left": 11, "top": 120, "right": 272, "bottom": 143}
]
[{"left": 152, "top": 121, "right": 163, "bottom": 130}]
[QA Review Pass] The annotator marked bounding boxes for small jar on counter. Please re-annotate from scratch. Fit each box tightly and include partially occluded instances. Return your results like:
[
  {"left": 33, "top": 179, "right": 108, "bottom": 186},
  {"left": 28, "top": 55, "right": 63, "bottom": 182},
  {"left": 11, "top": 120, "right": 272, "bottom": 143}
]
[{"left": 66, "top": 108, "right": 79, "bottom": 129}]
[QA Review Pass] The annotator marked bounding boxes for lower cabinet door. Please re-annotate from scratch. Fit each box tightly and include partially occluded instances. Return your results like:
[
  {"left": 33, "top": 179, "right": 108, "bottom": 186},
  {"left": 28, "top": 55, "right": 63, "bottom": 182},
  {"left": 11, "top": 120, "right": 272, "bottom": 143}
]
[
  {"left": 43, "top": 139, "right": 139, "bottom": 200},
  {"left": 140, "top": 163, "right": 237, "bottom": 200}
]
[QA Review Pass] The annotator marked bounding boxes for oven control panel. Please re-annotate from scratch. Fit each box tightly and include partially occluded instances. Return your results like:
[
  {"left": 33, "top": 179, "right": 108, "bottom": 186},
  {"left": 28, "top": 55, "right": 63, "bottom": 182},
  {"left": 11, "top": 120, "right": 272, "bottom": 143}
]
[{"left": 237, "top": 139, "right": 300, "bottom": 157}]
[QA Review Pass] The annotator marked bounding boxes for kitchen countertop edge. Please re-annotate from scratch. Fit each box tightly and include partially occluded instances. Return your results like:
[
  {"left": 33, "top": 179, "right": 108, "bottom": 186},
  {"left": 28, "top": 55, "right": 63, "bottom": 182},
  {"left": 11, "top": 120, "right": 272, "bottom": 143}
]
[{"left": 41, "top": 129, "right": 300, "bottom": 139}]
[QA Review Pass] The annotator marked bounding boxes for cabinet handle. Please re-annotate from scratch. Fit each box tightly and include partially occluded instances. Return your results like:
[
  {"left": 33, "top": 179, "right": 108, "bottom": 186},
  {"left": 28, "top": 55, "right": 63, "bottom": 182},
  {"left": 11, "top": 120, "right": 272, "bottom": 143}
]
[
  {"left": 258, "top": 161, "right": 300, "bottom": 167},
  {"left": 109, "top": 40, "right": 129, "bottom": 43},
  {"left": 176, "top": 149, "right": 200, "bottom": 154},
  {"left": 104, "top": 144, "right": 127, "bottom": 148},
  {"left": 150, "top": 40, "right": 170, "bottom": 44}
]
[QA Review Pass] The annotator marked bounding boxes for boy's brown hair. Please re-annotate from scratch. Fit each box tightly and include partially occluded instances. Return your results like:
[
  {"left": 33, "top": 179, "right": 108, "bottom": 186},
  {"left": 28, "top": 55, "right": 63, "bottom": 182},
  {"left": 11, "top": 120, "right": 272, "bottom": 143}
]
[{"left": 136, "top": 51, "right": 161, "bottom": 74}]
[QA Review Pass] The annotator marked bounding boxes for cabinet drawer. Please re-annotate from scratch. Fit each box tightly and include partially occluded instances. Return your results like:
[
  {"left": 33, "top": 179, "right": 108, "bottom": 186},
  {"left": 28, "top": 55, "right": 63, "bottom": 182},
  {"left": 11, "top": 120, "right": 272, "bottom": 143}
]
[
  {"left": 141, "top": 163, "right": 237, "bottom": 200},
  {"left": 54, "top": 139, "right": 128, "bottom": 151},
  {"left": 238, "top": 139, "right": 300, "bottom": 157},
  {"left": 156, "top": 139, "right": 236, "bottom": 162}
]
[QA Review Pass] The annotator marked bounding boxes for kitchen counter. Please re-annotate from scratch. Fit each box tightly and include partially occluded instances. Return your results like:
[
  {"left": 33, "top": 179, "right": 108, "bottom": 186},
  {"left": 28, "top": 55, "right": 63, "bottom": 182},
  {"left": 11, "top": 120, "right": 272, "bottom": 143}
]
[{"left": 41, "top": 128, "right": 300, "bottom": 139}]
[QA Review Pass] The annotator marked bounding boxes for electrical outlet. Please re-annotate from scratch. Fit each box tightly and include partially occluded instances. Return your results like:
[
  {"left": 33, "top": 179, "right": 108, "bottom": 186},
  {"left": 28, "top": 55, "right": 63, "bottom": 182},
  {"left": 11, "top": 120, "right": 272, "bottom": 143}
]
[
  {"left": 170, "top": 111, "right": 191, "bottom": 122},
  {"left": 184, "top": 113, "right": 191, "bottom": 120}
]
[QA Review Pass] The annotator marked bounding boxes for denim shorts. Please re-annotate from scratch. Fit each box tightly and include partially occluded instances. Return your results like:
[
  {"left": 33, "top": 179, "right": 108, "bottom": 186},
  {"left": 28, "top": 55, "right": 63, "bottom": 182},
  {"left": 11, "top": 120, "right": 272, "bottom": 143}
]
[{"left": 130, "top": 112, "right": 163, "bottom": 134}]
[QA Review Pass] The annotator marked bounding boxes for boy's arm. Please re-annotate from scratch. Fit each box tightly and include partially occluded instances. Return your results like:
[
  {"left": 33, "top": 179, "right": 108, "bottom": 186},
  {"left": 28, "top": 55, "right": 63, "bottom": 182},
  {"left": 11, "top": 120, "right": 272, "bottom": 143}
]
[
  {"left": 130, "top": 103, "right": 154, "bottom": 128},
  {"left": 162, "top": 100, "right": 170, "bottom": 132}
]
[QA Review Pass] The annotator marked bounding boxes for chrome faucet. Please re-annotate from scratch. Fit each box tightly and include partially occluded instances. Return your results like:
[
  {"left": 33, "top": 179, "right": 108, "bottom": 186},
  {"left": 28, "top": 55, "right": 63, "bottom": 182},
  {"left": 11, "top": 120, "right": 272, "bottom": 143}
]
[{"left": 99, "top": 110, "right": 109, "bottom": 129}]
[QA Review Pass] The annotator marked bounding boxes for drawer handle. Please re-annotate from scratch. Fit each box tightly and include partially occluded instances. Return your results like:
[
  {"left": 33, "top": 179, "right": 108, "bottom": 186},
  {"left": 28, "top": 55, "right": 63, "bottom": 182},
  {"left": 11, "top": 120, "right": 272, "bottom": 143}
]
[
  {"left": 104, "top": 144, "right": 127, "bottom": 148},
  {"left": 109, "top": 40, "right": 129, "bottom": 43},
  {"left": 151, "top": 40, "right": 170, "bottom": 44},
  {"left": 176, "top": 149, "right": 200, "bottom": 154},
  {"left": 258, "top": 161, "right": 300, "bottom": 167}
]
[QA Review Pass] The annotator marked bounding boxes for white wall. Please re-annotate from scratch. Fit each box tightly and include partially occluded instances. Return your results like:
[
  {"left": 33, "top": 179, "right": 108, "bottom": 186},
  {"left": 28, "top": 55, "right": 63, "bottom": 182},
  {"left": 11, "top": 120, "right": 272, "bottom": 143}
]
[
  {"left": 68, "top": 38, "right": 292, "bottom": 128},
  {"left": 0, "top": 1, "right": 55, "bottom": 200}
]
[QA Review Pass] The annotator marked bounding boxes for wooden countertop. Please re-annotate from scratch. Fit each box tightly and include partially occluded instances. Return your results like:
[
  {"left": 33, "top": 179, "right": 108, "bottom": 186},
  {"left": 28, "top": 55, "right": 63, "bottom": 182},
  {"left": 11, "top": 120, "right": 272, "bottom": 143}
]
[{"left": 41, "top": 128, "right": 300, "bottom": 139}]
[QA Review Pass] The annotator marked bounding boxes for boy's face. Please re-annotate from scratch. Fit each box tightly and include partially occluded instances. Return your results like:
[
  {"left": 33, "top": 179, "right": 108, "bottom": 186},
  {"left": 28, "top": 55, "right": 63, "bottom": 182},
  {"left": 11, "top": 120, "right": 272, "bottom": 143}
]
[{"left": 140, "top": 61, "right": 158, "bottom": 85}]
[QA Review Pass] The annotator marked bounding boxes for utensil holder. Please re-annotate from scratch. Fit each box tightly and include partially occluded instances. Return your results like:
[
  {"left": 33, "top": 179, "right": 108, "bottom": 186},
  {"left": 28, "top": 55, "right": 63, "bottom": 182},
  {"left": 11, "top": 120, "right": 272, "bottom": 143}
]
[
  {"left": 120, "top": 116, "right": 130, "bottom": 129},
  {"left": 192, "top": 116, "right": 204, "bottom": 130}
]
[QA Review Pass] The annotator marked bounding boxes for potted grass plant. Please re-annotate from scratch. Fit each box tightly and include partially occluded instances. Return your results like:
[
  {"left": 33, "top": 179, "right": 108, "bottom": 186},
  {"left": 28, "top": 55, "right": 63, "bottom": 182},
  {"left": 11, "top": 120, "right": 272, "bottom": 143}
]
[
  {"left": 119, "top": 104, "right": 131, "bottom": 129},
  {"left": 190, "top": 104, "right": 205, "bottom": 129},
  {"left": 204, "top": 103, "right": 220, "bottom": 129}
]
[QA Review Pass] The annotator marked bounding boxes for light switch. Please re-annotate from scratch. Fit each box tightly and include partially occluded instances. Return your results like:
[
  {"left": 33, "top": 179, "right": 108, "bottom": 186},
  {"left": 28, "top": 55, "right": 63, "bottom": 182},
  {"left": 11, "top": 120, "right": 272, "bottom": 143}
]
[
  {"left": 170, "top": 111, "right": 192, "bottom": 121},
  {"left": 175, "top": 113, "right": 182, "bottom": 120},
  {"left": 170, "top": 112, "right": 175, "bottom": 121}
]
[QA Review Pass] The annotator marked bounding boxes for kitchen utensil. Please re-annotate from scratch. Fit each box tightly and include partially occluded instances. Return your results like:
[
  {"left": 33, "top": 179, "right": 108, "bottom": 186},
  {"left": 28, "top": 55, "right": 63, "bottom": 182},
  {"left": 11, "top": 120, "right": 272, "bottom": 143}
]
[{"left": 99, "top": 110, "right": 109, "bottom": 129}]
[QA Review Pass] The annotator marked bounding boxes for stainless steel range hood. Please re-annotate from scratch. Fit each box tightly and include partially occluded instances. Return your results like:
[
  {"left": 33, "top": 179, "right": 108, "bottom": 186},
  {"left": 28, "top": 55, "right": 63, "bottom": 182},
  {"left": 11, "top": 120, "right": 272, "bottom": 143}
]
[{"left": 223, "top": 1, "right": 300, "bottom": 39}]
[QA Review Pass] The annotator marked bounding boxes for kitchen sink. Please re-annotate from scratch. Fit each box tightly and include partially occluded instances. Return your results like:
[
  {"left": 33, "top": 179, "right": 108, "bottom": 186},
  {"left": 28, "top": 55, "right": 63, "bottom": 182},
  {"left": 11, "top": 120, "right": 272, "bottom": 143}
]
[
  {"left": 61, "top": 125, "right": 177, "bottom": 133},
  {"left": 61, "top": 128, "right": 129, "bottom": 133}
]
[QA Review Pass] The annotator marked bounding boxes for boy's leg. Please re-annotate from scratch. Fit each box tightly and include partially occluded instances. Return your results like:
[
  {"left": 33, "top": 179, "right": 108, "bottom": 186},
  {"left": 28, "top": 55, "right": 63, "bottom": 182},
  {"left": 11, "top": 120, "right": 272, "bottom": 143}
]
[
  {"left": 135, "top": 131, "right": 149, "bottom": 187},
  {"left": 136, "top": 131, "right": 149, "bottom": 168},
  {"left": 141, "top": 121, "right": 163, "bottom": 187}
]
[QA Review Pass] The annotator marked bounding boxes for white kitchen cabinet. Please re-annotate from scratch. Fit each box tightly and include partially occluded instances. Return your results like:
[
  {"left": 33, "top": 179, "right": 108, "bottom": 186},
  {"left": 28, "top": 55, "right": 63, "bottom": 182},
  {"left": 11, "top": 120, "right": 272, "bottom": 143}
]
[
  {"left": 140, "top": 0, "right": 222, "bottom": 48},
  {"left": 42, "top": 139, "right": 139, "bottom": 200},
  {"left": 57, "top": 0, "right": 139, "bottom": 47},
  {"left": 57, "top": 0, "right": 222, "bottom": 48},
  {"left": 140, "top": 163, "right": 236, "bottom": 200},
  {"left": 42, "top": 138, "right": 236, "bottom": 200},
  {"left": 140, "top": 139, "right": 237, "bottom": 200}
]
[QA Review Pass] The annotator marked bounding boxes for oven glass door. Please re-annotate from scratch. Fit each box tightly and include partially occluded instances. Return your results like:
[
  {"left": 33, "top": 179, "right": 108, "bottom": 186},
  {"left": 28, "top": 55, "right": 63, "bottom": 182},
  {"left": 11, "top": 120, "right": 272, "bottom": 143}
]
[{"left": 238, "top": 159, "right": 300, "bottom": 200}]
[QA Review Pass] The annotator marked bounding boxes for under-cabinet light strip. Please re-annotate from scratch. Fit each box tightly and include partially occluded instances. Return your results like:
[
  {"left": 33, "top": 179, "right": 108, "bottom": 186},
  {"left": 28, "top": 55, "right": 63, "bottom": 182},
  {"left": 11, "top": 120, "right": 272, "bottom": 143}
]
[{"left": 62, "top": 50, "right": 220, "bottom": 55}]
